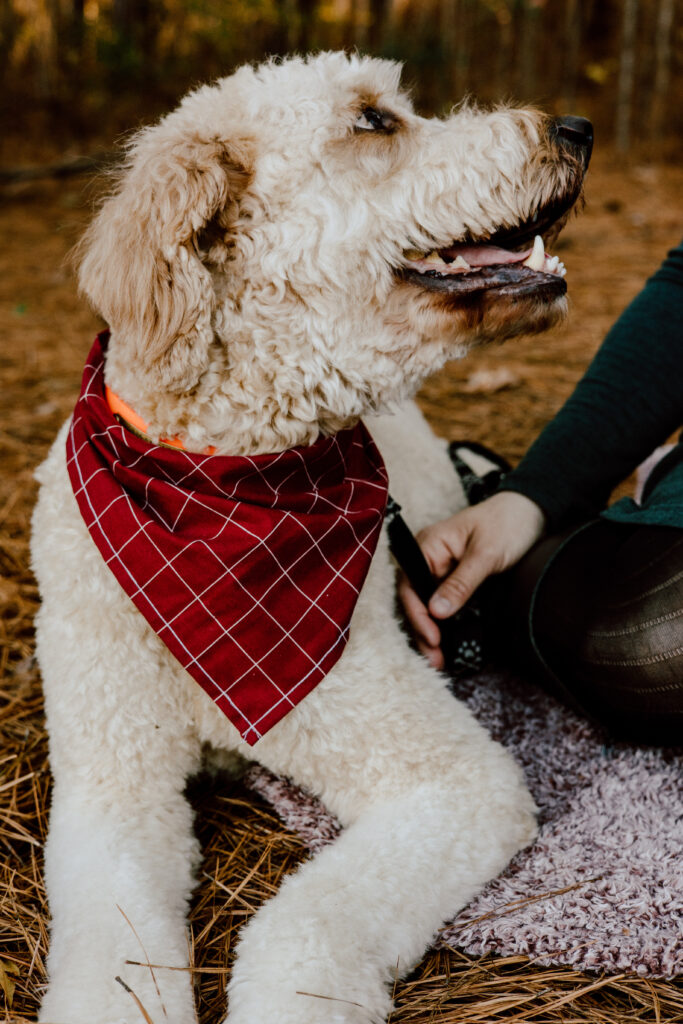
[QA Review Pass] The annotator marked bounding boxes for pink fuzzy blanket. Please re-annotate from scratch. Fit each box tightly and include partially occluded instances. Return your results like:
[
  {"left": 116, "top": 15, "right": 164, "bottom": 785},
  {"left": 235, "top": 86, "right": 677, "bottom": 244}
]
[{"left": 244, "top": 670, "right": 683, "bottom": 978}]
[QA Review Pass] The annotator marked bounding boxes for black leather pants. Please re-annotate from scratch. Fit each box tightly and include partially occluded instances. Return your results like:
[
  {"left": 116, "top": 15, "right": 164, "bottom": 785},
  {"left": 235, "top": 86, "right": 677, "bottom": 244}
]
[{"left": 488, "top": 519, "right": 683, "bottom": 747}]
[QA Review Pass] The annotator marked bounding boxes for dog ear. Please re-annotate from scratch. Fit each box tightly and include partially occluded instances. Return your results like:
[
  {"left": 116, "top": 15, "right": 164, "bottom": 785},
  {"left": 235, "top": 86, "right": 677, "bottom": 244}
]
[{"left": 77, "top": 127, "right": 252, "bottom": 391}]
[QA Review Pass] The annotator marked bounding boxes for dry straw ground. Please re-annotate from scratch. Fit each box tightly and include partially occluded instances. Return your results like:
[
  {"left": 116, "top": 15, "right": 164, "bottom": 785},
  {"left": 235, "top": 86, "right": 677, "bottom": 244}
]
[{"left": 1, "top": 152, "right": 683, "bottom": 1023}]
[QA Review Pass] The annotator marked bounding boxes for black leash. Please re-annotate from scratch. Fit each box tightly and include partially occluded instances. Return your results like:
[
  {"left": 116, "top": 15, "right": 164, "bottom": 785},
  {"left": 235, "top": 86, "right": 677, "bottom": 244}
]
[
  {"left": 385, "top": 441, "right": 510, "bottom": 677},
  {"left": 385, "top": 496, "right": 435, "bottom": 608}
]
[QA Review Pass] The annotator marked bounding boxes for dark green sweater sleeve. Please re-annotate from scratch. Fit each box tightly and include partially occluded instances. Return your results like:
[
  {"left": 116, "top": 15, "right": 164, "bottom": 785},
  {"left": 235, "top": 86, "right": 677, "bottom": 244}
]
[{"left": 500, "top": 240, "right": 683, "bottom": 530}]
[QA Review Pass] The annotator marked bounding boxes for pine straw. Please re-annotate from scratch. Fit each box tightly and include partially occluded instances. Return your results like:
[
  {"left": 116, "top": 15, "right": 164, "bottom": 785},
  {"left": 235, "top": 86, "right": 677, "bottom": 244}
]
[
  {"left": 2, "top": 167, "right": 683, "bottom": 1023},
  {"left": 3, "top": 693, "right": 683, "bottom": 1024}
]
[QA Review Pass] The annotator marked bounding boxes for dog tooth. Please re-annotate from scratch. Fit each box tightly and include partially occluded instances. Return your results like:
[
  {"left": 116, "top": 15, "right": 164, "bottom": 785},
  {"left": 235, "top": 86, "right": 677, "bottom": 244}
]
[
  {"left": 452, "top": 255, "right": 471, "bottom": 271},
  {"left": 547, "top": 255, "right": 559, "bottom": 271},
  {"left": 523, "top": 234, "right": 545, "bottom": 271},
  {"left": 404, "top": 249, "right": 425, "bottom": 261},
  {"left": 424, "top": 250, "right": 447, "bottom": 265}
]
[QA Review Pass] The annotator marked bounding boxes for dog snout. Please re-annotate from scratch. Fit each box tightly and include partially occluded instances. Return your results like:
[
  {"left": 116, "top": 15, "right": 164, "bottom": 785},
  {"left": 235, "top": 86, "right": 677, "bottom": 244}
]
[{"left": 551, "top": 116, "right": 594, "bottom": 167}]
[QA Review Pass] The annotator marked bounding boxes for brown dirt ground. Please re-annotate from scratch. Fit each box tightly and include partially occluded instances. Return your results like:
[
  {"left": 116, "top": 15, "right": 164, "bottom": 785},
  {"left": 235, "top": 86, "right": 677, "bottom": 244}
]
[{"left": 1, "top": 154, "right": 682, "bottom": 1023}]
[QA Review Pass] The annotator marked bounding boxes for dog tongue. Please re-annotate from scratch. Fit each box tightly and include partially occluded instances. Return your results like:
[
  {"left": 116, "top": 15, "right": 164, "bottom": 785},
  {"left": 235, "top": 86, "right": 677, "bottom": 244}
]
[{"left": 439, "top": 243, "right": 529, "bottom": 266}]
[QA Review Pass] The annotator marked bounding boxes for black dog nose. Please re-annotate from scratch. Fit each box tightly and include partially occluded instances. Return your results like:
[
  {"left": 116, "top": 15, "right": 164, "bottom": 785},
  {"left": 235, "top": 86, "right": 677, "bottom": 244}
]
[{"left": 553, "top": 116, "right": 594, "bottom": 164}]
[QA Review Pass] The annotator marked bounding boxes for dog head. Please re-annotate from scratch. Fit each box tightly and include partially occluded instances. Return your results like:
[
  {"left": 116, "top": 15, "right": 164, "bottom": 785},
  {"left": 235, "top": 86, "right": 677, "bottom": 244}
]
[{"left": 78, "top": 52, "right": 589, "bottom": 454}]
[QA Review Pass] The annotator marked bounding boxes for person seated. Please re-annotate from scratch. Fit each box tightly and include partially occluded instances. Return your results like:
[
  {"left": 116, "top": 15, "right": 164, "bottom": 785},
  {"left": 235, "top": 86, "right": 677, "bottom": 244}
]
[{"left": 400, "top": 240, "right": 683, "bottom": 746}]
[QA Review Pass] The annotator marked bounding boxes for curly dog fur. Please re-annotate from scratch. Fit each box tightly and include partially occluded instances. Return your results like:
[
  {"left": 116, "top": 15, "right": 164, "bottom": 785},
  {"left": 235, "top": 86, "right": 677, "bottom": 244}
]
[{"left": 32, "top": 52, "right": 585, "bottom": 1024}]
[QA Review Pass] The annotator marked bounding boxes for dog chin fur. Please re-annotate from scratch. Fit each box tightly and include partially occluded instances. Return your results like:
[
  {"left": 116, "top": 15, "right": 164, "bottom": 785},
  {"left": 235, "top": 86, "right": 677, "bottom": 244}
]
[{"left": 31, "top": 51, "right": 586, "bottom": 1024}]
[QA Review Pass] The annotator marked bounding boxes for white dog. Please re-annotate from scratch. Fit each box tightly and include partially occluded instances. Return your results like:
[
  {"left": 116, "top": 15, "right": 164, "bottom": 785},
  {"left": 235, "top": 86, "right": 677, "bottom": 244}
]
[{"left": 32, "top": 52, "right": 589, "bottom": 1024}]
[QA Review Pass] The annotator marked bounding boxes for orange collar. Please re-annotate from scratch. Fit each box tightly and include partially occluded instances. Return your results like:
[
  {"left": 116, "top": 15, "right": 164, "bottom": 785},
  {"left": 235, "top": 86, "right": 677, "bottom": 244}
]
[{"left": 105, "top": 386, "right": 216, "bottom": 455}]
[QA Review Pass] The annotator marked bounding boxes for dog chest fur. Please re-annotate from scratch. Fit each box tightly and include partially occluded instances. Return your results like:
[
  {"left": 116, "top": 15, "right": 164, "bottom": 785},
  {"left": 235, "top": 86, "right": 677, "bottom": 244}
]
[{"left": 31, "top": 51, "right": 589, "bottom": 1024}]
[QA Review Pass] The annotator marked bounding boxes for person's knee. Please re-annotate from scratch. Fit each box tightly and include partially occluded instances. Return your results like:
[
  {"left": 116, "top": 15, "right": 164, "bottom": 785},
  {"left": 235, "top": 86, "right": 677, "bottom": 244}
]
[
  {"left": 524, "top": 522, "right": 683, "bottom": 746},
  {"left": 575, "top": 571, "right": 683, "bottom": 745}
]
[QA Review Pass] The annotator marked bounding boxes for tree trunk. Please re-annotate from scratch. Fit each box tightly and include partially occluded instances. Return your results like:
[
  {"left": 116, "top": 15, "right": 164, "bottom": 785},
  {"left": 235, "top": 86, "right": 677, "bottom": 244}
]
[
  {"left": 70, "top": 0, "right": 85, "bottom": 57},
  {"left": 561, "top": 0, "right": 581, "bottom": 111},
  {"left": 439, "top": 0, "right": 458, "bottom": 97},
  {"left": 650, "top": 0, "right": 675, "bottom": 144},
  {"left": 494, "top": 3, "right": 514, "bottom": 100},
  {"left": 268, "top": 0, "right": 290, "bottom": 55},
  {"left": 41, "top": 0, "right": 63, "bottom": 100},
  {"left": 454, "top": 0, "right": 470, "bottom": 99},
  {"left": 516, "top": 0, "right": 543, "bottom": 100},
  {"left": 368, "top": 0, "right": 391, "bottom": 52},
  {"left": 615, "top": 0, "right": 639, "bottom": 153},
  {"left": 112, "top": 0, "right": 155, "bottom": 51},
  {"left": 295, "top": 0, "right": 319, "bottom": 51}
]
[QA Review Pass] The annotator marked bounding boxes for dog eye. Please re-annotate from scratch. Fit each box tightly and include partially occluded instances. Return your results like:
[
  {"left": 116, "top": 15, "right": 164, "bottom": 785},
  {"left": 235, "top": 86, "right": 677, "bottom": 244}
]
[{"left": 354, "top": 106, "right": 398, "bottom": 133}]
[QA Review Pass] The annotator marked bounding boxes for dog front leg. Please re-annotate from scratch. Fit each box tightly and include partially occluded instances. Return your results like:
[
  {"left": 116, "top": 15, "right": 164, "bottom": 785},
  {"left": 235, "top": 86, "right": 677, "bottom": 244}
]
[
  {"left": 226, "top": 679, "right": 536, "bottom": 1024},
  {"left": 227, "top": 783, "right": 533, "bottom": 1024},
  {"left": 39, "top": 774, "right": 200, "bottom": 1024}
]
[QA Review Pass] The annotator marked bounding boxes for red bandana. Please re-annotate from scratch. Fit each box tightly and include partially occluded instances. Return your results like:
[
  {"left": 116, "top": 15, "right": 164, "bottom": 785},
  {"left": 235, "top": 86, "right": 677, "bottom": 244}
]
[{"left": 66, "top": 333, "right": 388, "bottom": 745}]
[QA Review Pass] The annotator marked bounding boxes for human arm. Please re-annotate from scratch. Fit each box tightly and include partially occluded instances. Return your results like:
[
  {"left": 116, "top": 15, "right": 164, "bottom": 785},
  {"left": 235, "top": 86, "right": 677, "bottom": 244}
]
[
  {"left": 401, "top": 240, "right": 683, "bottom": 665},
  {"left": 500, "top": 240, "right": 683, "bottom": 527}
]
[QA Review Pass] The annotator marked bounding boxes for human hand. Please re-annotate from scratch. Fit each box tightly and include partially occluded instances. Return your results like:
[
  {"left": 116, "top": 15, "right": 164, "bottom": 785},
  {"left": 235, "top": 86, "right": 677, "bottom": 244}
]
[{"left": 398, "top": 490, "right": 546, "bottom": 669}]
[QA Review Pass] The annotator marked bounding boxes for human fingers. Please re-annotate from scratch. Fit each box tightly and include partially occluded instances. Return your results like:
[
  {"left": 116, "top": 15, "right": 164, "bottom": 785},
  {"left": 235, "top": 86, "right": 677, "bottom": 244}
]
[
  {"left": 428, "top": 542, "right": 495, "bottom": 619},
  {"left": 415, "top": 514, "right": 471, "bottom": 580},
  {"left": 416, "top": 637, "right": 445, "bottom": 671},
  {"left": 415, "top": 510, "right": 486, "bottom": 619},
  {"left": 397, "top": 572, "right": 442, "bottom": 648},
  {"left": 425, "top": 492, "right": 547, "bottom": 618}
]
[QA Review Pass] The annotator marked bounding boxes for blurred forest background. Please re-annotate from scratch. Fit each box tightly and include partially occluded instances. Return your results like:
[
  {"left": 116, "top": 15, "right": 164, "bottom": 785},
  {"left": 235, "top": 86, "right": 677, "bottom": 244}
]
[
  {"left": 1, "top": 0, "right": 682, "bottom": 160},
  {"left": 2, "top": 3, "right": 683, "bottom": 1022}
]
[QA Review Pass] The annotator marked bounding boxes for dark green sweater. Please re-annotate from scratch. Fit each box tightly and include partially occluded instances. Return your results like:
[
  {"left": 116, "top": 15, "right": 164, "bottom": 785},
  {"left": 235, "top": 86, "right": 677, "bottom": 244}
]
[{"left": 501, "top": 240, "right": 683, "bottom": 530}]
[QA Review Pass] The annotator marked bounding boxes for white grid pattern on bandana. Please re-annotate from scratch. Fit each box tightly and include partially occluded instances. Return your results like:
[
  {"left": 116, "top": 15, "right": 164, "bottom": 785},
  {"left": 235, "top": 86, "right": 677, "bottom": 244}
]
[{"left": 67, "top": 352, "right": 387, "bottom": 743}]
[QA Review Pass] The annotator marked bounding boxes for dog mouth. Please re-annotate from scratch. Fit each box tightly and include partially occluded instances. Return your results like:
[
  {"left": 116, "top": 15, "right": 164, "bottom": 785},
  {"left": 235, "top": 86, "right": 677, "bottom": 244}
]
[{"left": 399, "top": 195, "right": 577, "bottom": 301}]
